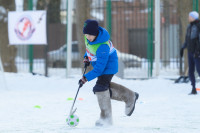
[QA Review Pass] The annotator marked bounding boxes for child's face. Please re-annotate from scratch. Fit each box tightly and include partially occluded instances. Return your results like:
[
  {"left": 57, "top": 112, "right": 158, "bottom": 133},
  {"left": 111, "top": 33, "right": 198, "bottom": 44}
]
[{"left": 85, "top": 34, "right": 96, "bottom": 42}]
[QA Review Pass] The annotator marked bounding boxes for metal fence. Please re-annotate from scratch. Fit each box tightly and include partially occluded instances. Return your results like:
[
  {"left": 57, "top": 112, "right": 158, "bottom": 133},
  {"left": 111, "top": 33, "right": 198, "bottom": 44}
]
[
  {"left": 160, "top": 2, "right": 180, "bottom": 70},
  {"left": 12, "top": 0, "right": 189, "bottom": 78}
]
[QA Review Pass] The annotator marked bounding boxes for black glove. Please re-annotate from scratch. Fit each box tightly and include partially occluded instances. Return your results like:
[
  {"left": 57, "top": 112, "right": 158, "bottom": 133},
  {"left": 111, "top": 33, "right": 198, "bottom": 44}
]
[
  {"left": 180, "top": 48, "right": 184, "bottom": 58},
  {"left": 78, "top": 76, "right": 87, "bottom": 87},
  {"left": 83, "top": 56, "right": 90, "bottom": 67}
]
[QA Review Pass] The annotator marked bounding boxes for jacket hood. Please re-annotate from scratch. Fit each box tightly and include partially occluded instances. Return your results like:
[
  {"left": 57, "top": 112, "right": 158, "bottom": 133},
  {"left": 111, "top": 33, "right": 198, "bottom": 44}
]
[{"left": 88, "top": 27, "right": 110, "bottom": 45}]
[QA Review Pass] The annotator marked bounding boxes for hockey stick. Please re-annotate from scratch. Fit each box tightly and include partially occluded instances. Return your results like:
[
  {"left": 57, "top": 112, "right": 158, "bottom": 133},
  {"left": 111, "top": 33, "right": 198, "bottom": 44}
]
[{"left": 69, "top": 64, "right": 87, "bottom": 116}]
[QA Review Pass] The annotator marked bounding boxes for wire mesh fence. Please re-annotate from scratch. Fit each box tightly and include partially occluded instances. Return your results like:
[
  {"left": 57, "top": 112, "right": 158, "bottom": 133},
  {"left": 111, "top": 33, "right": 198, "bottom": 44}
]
[
  {"left": 160, "top": 2, "right": 180, "bottom": 70},
  {"left": 4, "top": 0, "right": 186, "bottom": 78}
]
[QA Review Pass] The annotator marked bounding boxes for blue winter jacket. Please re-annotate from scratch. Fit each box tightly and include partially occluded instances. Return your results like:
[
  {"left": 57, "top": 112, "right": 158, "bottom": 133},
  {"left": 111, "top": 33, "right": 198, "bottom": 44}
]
[{"left": 84, "top": 27, "right": 118, "bottom": 81}]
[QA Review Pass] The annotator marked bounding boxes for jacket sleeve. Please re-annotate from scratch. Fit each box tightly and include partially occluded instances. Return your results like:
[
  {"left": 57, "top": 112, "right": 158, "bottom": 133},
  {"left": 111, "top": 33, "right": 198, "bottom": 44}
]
[
  {"left": 190, "top": 24, "right": 199, "bottom": 47},
  {"left": 84, "top": 44, "right": 110, "bottom": 81},
  {"left": 83, "top": 52, "right": 87, "bottom": 58}
]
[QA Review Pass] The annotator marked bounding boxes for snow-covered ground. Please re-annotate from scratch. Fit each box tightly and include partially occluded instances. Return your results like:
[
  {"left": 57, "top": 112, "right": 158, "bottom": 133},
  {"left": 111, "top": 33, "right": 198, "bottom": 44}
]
[{"left": 0, "top": 72, "right": 200, "bottom": 133}]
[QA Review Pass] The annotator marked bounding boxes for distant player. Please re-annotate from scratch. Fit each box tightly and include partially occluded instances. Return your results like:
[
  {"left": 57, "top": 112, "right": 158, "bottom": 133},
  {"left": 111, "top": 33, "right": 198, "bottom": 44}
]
[{"left": 180, "top": 11, "right": 200, "bottom": 95}]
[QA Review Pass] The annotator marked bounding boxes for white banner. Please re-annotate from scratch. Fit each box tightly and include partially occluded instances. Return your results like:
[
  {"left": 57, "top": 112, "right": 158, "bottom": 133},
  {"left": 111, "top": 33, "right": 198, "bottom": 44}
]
[{"left": 8, "top": 11, "right": 47, "bottom": 45}]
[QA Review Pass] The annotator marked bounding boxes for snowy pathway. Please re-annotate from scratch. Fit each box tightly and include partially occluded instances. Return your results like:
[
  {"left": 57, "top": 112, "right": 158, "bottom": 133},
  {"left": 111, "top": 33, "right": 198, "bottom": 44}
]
[{"left": 0, "top": 73, "right": 200, "bottom": 133}]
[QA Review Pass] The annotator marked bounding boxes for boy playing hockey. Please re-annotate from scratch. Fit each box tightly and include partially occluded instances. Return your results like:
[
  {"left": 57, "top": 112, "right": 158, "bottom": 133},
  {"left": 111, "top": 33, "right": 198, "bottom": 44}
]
[{"left": 79, "top": 19, "right": 139, "bottom": 126}]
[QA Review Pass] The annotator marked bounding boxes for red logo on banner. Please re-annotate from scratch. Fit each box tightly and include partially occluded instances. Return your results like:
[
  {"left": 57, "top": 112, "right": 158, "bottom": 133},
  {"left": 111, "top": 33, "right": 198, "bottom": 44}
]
[{"left": 15, "top": 16, "right": 35, "bottom": 40}]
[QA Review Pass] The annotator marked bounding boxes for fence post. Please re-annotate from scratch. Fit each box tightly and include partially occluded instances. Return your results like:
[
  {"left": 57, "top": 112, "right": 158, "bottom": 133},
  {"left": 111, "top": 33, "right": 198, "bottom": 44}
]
[
  {"left": 147, "top": 0, "right": 154, "bottom": 77},
  {"left": 193, "top": 0, "right": 199, "bottom": 11},
  {"left": 66, "top": 0, "right": 73, "bottom": 78},
  {"left": 28, "top": 0, "right": 33, "bottom": 73},
  {"left": 155, "top": 0, "right": 161, "bottom": 77},
  {"left": 66, "top": 0, "right": 68, "bottom": 77},
  {"left": 45, "top": 10, "right": 48, "bottom": 77},
  {"left": 106, "top": 0, "right": 112, "bottom": 40}
]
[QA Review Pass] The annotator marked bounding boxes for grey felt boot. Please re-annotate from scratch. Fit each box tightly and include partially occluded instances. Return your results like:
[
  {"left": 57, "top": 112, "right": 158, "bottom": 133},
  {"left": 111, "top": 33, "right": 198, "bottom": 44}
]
[
  {"left": 95, "top": 89, "right": 113, "bottom": 126},
  {"left": 110, "top": 82, "right": 139, "bottom": 116}
]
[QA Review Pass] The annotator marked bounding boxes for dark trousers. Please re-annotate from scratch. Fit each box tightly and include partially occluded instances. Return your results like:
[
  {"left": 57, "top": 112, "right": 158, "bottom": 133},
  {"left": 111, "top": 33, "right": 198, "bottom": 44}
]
[
  {"left": 93, "top": 74, "right": 114, "bottom": 93},
  {"left": 188, "top": 52, "right": 200, "bottom": 88}
]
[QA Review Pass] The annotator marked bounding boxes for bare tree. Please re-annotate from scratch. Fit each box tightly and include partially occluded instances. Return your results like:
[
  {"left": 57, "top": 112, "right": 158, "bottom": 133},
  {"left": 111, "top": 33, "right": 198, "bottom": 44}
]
[
  {"left": 0, "top": 0, "right": 17, "bottom": 72},
  {"left": 23, "top": 0, "right": 28, "bottom": 10},
  {"left": 37, "top": 0, "right": 61, "bottom": 23},
  {"left": 177, "top": 0, "right": 192, "bottom": 75},
  {"left": 75, "top": 0, "right": 92, "bottom": 72}
]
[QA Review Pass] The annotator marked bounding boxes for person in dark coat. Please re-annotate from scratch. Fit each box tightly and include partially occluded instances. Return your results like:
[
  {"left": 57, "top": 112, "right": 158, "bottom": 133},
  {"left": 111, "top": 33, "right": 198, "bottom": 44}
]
[{"left": 180, "top": 11, "right": 200, "bottom": 95}]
